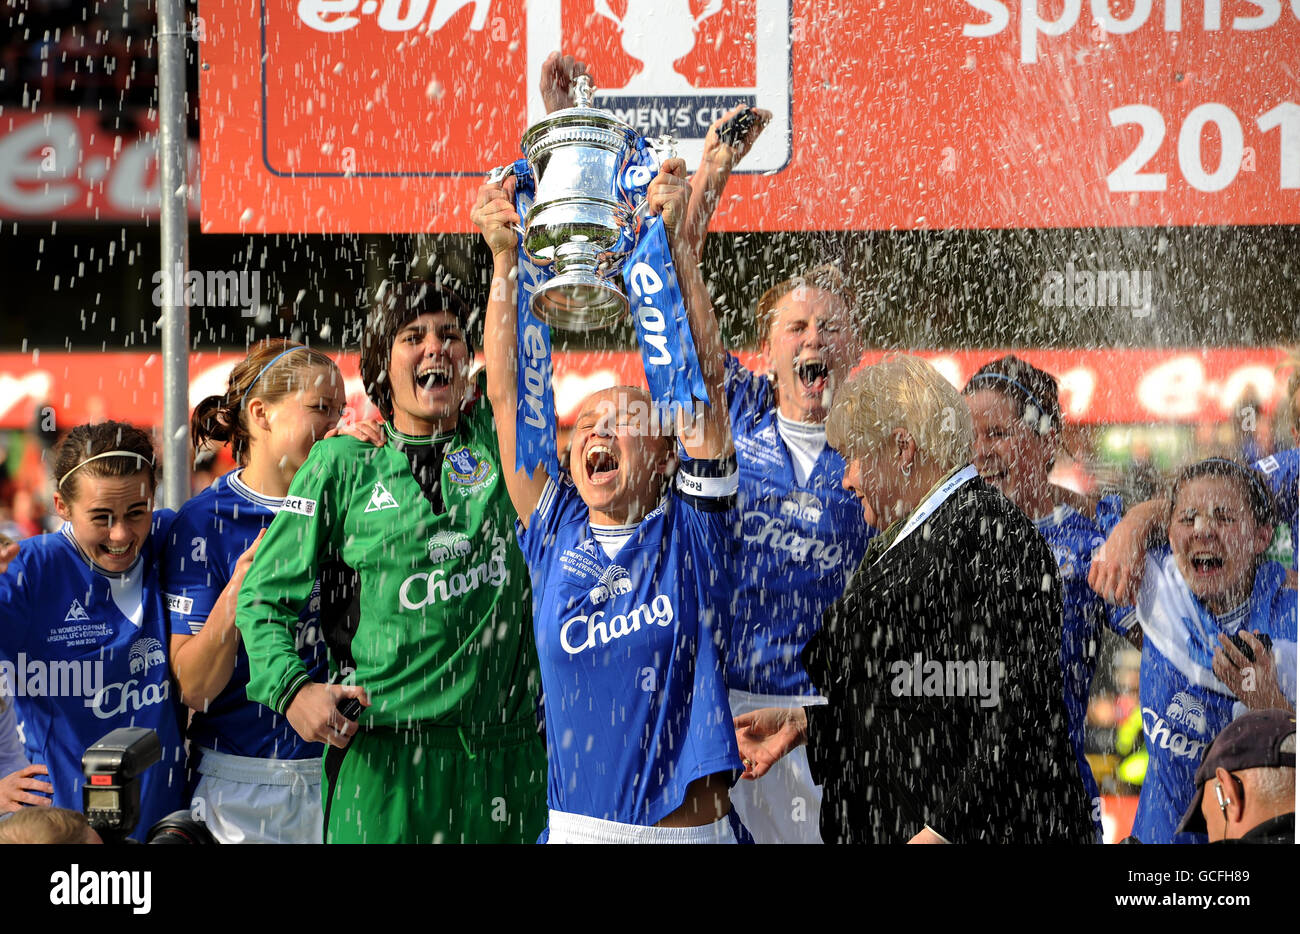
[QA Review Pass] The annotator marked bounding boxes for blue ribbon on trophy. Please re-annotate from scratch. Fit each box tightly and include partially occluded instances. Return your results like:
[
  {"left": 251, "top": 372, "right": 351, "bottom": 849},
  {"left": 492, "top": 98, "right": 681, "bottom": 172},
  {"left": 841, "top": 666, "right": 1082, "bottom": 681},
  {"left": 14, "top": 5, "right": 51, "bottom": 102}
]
[
  {"left": 623, "top": 213, "right": 709, "bottom": 416},
  {"left": 491, "top": 76, "right": 709, "bottom": 479},
  {"left": 506, "top": 158, "right": 560, "bottom": 480},
  {"left": 617, "top": 135, "right": 709, "bottom": 421}
]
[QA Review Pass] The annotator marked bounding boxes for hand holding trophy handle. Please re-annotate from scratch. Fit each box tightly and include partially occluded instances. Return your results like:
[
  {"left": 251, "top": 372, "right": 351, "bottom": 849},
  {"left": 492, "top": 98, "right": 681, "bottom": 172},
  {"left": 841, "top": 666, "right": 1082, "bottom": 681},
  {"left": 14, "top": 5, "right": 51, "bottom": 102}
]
[
  {"left": 482, "top": 66, "right": 606, "bottom": 244},
  {"left": 631, "top": 134, "right": 680, "bottom": 226},
  {"left": 484, "top": 164, "right": 526, "bottom": 240}
]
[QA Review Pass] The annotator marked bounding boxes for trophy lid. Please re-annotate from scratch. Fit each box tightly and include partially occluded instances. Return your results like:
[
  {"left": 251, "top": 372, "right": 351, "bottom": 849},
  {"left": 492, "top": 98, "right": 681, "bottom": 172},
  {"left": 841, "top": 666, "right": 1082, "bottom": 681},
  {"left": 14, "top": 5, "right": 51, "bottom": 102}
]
[{"left": 521, "top": 74, "right": 638, "bottom": 148}]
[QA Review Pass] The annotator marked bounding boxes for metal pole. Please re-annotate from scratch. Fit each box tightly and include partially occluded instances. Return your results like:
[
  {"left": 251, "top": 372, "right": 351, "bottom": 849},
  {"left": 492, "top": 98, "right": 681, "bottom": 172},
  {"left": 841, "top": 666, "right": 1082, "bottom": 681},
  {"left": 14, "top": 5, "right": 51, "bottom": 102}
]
[{"left": 157, "top": 0, "right": 190, "bottom": 510}]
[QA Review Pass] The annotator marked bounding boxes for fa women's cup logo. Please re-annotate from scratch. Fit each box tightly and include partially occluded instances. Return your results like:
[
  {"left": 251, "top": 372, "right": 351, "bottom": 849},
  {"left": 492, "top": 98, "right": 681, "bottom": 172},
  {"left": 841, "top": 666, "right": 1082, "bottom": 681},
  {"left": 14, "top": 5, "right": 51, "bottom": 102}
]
[
  {"left": 591, "top": 0, "right": 724, "bottom": 93},
  {"left": 526, "top": 0, "right": 791, "bottom": 173}
]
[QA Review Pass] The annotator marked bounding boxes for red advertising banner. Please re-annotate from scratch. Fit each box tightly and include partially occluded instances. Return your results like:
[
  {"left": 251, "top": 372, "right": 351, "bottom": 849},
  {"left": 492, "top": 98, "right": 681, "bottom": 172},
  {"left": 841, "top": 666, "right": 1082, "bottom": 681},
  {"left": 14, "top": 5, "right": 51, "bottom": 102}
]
[
  {"left": 199, "top": 1, "right": 1300, "bottom": 233},
  {"left": 0, "top": 111, "right": 199, "bottom": 222},
  {"left": 0, "top": 347, "right": 1290, "bottom": 430}
]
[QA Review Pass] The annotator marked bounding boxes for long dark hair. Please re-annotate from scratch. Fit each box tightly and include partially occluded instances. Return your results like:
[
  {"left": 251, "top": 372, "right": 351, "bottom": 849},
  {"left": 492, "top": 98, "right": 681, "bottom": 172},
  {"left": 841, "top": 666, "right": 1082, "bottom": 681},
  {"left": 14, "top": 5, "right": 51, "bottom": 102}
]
[{"left": 359, "top": 279, "right": 474, "bottom": 422}]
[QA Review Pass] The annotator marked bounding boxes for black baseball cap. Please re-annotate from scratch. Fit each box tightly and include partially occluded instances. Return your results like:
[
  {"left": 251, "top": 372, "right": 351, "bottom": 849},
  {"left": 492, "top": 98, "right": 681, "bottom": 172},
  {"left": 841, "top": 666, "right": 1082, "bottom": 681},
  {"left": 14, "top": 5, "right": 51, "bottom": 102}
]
[{"left": 1176, "top": 709, "right": 1297, "bottom": 834}]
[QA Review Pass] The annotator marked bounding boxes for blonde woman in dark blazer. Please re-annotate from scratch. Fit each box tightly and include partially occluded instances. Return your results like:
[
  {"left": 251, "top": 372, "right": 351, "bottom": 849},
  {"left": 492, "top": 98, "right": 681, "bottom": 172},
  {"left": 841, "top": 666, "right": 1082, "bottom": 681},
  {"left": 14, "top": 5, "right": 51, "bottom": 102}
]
[{"left": 737, "top": 356, "right": 1095, "bottom": 844}]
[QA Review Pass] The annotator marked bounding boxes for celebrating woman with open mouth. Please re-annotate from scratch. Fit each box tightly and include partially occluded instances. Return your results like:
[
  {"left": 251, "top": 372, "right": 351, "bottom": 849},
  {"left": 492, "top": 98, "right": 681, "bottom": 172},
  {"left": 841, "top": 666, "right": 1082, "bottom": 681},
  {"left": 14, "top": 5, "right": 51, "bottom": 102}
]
[
  {"left": 1116, "top": 458, "right": 1296, "bottom": 843},
  {"left": 237, "top": 282, "right": 547, "bottom": 844},
  {"left": 0, "top": 423, "right": 186, "bottom": 837},
  {"left": 473, "top": 157, "right": 741, "bottom": 842}
]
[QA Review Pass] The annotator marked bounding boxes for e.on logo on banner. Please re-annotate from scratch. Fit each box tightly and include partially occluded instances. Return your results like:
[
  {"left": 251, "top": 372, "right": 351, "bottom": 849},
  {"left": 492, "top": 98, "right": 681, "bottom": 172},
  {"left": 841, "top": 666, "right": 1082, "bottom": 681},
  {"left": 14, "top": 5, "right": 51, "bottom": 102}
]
[
  {"left": 295, "top": 0, "right": 492, "bottom": 34},
  {"left": 263, "top": 0, "right": 525, "bottom": 176},
  {"left": 525, "top": 0, "right": 791, "bottom": 173}
]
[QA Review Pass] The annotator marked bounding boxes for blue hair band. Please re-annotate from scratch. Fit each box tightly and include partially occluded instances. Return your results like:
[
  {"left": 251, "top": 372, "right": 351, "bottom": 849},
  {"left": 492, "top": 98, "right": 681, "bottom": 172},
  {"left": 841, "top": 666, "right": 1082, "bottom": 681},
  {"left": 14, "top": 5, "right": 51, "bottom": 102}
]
[
  {"left": 241, "top": 347, "right": 306, "bottom": 409},
  {"left": 966, "top": 372, "right": 1055, "bottom": 426}
]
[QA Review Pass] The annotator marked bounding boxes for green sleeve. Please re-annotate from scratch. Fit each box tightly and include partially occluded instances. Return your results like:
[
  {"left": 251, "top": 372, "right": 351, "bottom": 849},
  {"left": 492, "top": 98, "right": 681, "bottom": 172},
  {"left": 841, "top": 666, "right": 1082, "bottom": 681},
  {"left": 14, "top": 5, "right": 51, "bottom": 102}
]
[{"left": 236, "top": 441, "right": 348, "bottom": 715}]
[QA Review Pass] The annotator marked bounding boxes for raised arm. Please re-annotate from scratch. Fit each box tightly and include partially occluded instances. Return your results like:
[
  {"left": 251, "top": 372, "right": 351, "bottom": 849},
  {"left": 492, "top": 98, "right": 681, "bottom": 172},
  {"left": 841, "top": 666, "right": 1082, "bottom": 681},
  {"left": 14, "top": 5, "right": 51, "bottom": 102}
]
[
  {"left": 539, "top": 51, "right": 589, "bottom": 113},
  {"left": 1088, "top": 497, "right": 1166, "bottom": 605},
  {"left": 647, "top": 158, "right": 731, "bottom": 461},
  {"left": 682, "top": 105, "right": 771, "bottom": 261},
  {"left": 472, "top": 177, "right": 550, "bottom": 528}
]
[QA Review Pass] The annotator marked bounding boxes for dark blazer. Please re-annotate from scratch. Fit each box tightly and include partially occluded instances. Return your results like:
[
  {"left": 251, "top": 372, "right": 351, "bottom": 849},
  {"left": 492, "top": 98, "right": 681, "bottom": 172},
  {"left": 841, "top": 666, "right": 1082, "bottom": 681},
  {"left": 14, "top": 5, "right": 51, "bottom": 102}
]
[{"left": 802, "top": 476, "right": 1095, "bottom": 844}]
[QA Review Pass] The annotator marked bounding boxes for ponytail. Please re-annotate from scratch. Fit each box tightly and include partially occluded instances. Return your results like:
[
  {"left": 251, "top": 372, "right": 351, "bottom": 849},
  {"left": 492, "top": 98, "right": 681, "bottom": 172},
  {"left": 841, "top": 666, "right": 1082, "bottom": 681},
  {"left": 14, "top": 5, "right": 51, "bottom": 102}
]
[{"left": 192, "top": 339, "right": 338, "bottom": 465}]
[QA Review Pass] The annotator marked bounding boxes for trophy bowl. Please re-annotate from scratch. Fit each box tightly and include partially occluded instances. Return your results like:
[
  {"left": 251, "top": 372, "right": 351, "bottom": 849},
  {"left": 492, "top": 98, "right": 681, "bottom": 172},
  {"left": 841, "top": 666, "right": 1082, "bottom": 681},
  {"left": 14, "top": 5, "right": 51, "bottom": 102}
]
[{"left": 517, "top": 77, "right": 642, "bottom": 332}]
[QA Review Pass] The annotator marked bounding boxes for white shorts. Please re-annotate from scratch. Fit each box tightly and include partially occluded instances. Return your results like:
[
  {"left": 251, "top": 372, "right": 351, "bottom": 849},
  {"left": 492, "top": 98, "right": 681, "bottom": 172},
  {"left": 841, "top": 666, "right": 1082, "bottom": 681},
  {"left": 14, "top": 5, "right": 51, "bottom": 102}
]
[
  {"left": 728, "top": 689, "right": 826, "bottom": 845},
  {"left": 192, "top": 747, "right": 324, "bottom": 845},
  {"left": 546, "top": 810, "right": 737, "bottom": 844}
]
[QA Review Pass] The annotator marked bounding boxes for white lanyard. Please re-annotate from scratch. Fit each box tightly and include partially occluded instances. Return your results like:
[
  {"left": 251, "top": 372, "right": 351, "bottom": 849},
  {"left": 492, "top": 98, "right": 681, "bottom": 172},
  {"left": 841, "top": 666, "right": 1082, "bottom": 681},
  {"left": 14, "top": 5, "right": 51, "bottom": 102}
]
[{"left": 876, "top": 464, "right": 980, "bottom": 564}]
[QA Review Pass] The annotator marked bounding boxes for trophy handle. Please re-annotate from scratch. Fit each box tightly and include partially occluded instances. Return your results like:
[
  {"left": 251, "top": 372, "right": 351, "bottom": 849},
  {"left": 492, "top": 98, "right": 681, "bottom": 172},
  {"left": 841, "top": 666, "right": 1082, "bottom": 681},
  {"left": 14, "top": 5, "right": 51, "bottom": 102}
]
[
  {"left": 486, "top": 163, "right": 515, "bottom": 184},
  {"left": 649, "top": 134, "right": 679, "bottom": 161}
]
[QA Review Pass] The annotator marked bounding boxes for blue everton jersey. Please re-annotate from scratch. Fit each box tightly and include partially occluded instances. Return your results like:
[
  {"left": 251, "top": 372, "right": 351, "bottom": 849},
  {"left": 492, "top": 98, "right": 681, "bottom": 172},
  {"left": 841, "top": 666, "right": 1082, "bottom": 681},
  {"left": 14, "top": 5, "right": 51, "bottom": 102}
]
[
  {"left": 724, "top": 355, "right": 874, "bottom": 696},
  {"left": 518, "top": 460, "right": 740, "bottom": 827},
  {"left": 1255, "top": 448, "right": 1299, "bottom": 559},
  {"left": 0, "top": 517, "right": 187, "bottom": 836},
  {"left": 1035, "top": 504, "right": 1134, "bottom": 836},
  {"left": 161, "top": 471, "right": 327, "bottom": 761},
  {"left": 1127, "top": 549, "right": 1297, "bottom": 844},
  {"left": 1094, "top": 493, "right": 1125, "bottom": 538}
]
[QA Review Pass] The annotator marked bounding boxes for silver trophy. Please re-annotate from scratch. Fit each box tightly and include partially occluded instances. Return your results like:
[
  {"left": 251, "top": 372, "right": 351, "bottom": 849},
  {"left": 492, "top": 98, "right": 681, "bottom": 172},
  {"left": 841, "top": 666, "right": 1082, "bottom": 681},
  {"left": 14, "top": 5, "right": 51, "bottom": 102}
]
[{"left": 490, "top": 75, "right": 674, "bottom": 332}]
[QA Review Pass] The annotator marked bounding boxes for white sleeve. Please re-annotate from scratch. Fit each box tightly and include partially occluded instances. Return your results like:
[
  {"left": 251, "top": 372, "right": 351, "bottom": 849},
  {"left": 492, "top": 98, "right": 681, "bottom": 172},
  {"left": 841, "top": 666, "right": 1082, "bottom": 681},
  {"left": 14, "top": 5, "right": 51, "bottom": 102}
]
[{"left": 674, "top": 454, "right": 739, "bottom": 510}]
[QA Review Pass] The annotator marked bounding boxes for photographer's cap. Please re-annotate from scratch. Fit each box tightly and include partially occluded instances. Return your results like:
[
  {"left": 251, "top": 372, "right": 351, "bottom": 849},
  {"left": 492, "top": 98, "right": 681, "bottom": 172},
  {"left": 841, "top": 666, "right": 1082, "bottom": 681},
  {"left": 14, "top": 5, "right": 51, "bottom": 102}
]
[{"left": 1176, "top": 709, "right": 1297, "bottom": 834}]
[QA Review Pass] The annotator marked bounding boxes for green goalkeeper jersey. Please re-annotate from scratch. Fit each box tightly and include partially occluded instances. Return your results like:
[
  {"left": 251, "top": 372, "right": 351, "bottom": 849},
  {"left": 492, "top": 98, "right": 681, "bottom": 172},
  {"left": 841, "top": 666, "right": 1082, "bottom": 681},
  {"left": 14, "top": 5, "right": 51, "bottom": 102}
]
[{"left": 237, "top": 396, "right": 539, "bottom": 730}]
